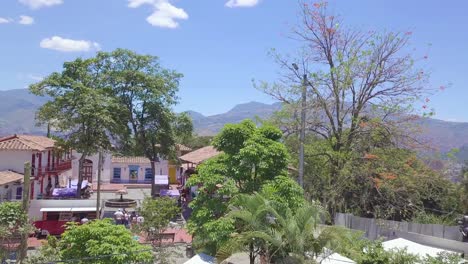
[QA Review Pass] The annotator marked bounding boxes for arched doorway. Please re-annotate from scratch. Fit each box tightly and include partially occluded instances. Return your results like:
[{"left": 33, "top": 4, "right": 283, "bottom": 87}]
[{"left": 82, "top": 159, "right": 93, "bottom": 183}]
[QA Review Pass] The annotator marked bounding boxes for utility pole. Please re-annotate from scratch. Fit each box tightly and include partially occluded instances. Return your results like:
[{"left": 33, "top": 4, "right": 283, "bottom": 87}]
[
  {"left": 299, "top": 73, "right": 307, "bottom": 189},
  {"left": 96, "top": 151, "right": 103, "bottom": 219},
  {"left": 18, "top": 162, "right": 31, "bottom": 263},
  {"left": 293, "top": 63, "right": 306, "bottom": 189}
]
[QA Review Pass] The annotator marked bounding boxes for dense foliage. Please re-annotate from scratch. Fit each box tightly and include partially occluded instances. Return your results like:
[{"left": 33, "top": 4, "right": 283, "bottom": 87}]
[
  {"left": 338, "top": 239, "right": 462, "bottom": 264},
  {"left": 137, "top": 196, "right": 180, "bottom": 238},
  {"left": 283, "top": 132, "right": 462, "bottom": 222},
  {"left": 0, "top": 202, "right": 34, "bottom": 260},
  {"left": 182, "top": 135, "right": 213, "bottom": 150},
  {"left": 187, "top": 120, "right": 292, "bottom": 255},
  {"left": 217, "top": 193, "right": 351, "bottom": 264},
  {"left": 31, "top": 219, "right": 153, "bottom": 264}
]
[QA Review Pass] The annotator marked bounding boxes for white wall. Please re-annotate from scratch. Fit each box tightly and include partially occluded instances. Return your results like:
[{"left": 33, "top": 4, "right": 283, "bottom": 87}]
[
  {"left": 0, "top": 182, "right": 22, "bottom": 201},
  {"left": 71, "top": 151, "right": 112, "bottom": 183},
  {"left": 110, "top": 160, "right": 179, "bottom": 181},
  {"left": 0, "top": 150, "right": 33, "bottom": 173}
]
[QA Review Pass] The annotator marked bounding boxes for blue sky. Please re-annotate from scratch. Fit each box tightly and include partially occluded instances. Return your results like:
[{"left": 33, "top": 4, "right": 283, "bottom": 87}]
[{"left": 1, "top": 0, "right": 467, "bottom": 122}]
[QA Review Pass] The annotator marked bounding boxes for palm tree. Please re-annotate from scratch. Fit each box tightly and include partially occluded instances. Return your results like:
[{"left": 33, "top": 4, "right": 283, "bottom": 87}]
[
  {"left": 217, "top": 193, "right": 352, "bottom": 264},
  {"left": 217, "top": 193, "right": 281, "bottom": 264}
]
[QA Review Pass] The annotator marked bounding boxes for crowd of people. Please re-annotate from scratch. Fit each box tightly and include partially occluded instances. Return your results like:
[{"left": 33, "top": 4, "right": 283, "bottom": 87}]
[{"left": 113, "top": 208, "right": 144, "bottom": 228}]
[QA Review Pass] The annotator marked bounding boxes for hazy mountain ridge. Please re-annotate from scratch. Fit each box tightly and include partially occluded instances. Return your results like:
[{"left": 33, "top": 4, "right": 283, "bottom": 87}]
[
  {"left": 0, "top": 89, "right": 49, "bottom": 136},
  {"left": 188, "top": 102, "right": 468, "bottom": 155},
  {"left": 0, "top": 89, "right": 467, "bottom": 157}
]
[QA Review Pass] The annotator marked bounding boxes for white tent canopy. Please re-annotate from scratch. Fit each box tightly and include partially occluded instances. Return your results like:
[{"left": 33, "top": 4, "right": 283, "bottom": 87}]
[
  {"left": 316, "top": 249, "right": 356, "bottom": 264},
  {"left": 184, "top": 253, "right": 215, "bottom": 264},
  {"left": 383, "top": 238, "right": 457, "bottom": 258}
]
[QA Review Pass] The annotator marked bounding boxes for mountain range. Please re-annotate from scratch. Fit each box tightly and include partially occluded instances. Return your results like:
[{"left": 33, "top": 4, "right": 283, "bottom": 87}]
[{"left": 1, "top": 89, "right": 468, "bottom": 159}]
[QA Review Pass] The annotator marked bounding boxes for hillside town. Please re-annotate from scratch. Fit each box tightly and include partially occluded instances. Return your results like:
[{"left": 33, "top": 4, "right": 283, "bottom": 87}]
[{"left": 1, "top": 0, "right": 468, "bottom": 264}]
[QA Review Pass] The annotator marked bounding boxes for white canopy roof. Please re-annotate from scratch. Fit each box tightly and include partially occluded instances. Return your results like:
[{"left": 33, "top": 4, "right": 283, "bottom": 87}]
[
  {"left": 184, "top": 253, "right": 215, "bottom": 264},
  {"left": 383, "top": 238, "right": 456, "bottom": 258},
  {"left": 40, "top": 207, "right": 100, "bottom": 213},
  {"left": 40, "top": 208, "right": 71, "bottom": 212},
  {"left": 319, "top": 253, "right": 356, "bottom": 264},
  {"left": 71, "top": 207, "right": 98, "bottom": 212}
]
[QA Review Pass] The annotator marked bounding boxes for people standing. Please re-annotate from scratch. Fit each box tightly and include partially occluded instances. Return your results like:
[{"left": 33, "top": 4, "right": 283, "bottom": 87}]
[
  {"left": 137, "top": 214, "right": 144, "bottom": 225},
  {"left": 114, "top": 209, "right": 124, "bottom": 225},
  {"left": 123, "top": 210, "right": 130, "bottom": 228},
  {"left": 81, "top": 217, "right": 89, "bottom": 224}
]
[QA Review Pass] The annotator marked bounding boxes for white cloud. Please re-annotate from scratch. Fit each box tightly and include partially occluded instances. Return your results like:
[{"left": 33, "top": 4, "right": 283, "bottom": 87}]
[
  {"left": 27, "top": 74, "right": 43, "bottom": 81},
  {"left": 40, "top": 36, "right": 100, "bottom": 52},
  {"left": 19, "top": 0, "right": 63, "bottom": 9},
  {"left": 18, "top": 15, "right": 34, "bottom": 25},
  {"left": 0, "top": 17, "right": 13, "bottom": 24},
  {"left": 128, "top": 0, "right": 188, "bottom": 29},
  {"left": 225, "top": 0, "right": 260, "bottom": 8}
]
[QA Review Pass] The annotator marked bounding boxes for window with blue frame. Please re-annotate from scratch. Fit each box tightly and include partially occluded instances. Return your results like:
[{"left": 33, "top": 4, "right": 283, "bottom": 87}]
[
  {"left": 113, "top": 168, "right": 121, "bottom": 179},
  {"left": 129, "top": 165, "right": 139, "bottom": 180},
  {"left": 145, "top": 168, "right": 152, "bottom": 180}
]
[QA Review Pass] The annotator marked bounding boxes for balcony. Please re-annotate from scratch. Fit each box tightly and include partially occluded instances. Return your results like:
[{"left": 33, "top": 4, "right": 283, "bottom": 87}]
[
  {"left": 33, "top": 160, "right": 72, "bottom": 178},
  {"left": 110, "top": 179, "right": 152, "bottom": 184}
]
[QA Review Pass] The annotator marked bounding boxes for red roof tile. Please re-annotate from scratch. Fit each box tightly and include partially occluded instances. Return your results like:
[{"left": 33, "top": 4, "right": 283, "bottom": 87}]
[
  {"left": 179, "top": 146, "right": 221, "bottom": 164},
  {"left": 0, "top": 170, "right": 24, "bottom": 185},
  {"left": 111, "top": 156, "right": 151, "bottom": 164},
  {"left": 0, "top": 134, "right": 55, "bottom": 151}
]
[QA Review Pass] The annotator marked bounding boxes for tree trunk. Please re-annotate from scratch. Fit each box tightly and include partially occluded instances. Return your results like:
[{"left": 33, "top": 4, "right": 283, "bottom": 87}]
[
  {"left": 249, "top": 243, "right": 255, "bottom": 264},
  {"left": 151, "top": 160, "right": 156, "bottom": 197},
  {"left": 76, "top": 153, "right": 87, "bottom": 198},
  {"left": 18, "top": 162, "right": 31, "bottom": 263},
  {"left": 96, "top": 151, "right": 103, "bottom": 219}
]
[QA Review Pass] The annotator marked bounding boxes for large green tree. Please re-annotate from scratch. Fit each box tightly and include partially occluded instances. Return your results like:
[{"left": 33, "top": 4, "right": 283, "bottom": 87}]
[
  {"left": 187, "top": 120, "right": 291, "bottom": 255},
  {"left": 31, "top": 49, "right": 192, "bottom": 196},
  {"left": 58, "top": 219, "right": 152, "bottom": 263},
  {"left": 259, "top": 1, "right": 434, "bottom": 217},
  {"left": 30, "top": 57, "right": 122, "bottom": 197},
  {"left": 137, "top": 196, "right": 180, "bottom": 242},
  {"left": 96, "top": 49, "right": 192, "bottom": 194}
]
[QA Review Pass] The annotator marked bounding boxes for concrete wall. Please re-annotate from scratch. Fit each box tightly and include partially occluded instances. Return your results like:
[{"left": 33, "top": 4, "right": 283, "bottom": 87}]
[{"left": 335, "top": 213, "right": 463, "bottom": 242}]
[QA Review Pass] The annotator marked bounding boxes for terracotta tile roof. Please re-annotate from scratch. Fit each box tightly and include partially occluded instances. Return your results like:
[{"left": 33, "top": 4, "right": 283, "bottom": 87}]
[
  {"left": 0, "top": 134, "right": 55, "bottom": 151},
  {"left": 0, "top": 170, "right": 23, "bottom": 186},
  {"left": 111, "top": 156, "right": 151, "bottom": 164},
  {"left": 179, "top": 146, "right": 221, "bottom": 165},
  {"left": 177, "top": 144, "right": 192, "bottom": 152},
  {"left": 155, "top": 144, "right": 192, "bottom": 152}
]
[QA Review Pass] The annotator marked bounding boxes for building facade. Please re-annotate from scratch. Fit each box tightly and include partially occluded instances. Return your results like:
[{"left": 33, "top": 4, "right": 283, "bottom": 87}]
[
  {"left": 0, "top": 135, "right": 72, "bottom": 200},
  {"left": 0, "top": 135, "right": 192, "bottom": 201},
  {"left": 110, "top": 157, "right": 183, "bottom": 184}
]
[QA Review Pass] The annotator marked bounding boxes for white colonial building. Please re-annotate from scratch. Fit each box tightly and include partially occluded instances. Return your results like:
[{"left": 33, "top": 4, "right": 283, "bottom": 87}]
[
  {"left": 0, "top": 134, "right": 73, "bottom": 200},
  {"left": 69, "top": 144, "right": 192, "bottom": 185}
]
